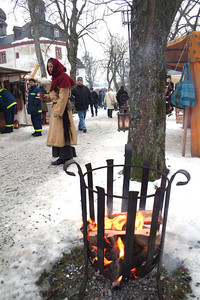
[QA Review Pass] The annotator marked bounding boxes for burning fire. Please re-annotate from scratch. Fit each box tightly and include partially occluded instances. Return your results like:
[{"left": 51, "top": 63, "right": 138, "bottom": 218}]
[
  {"left": 87, "top": 212, "right": 144, "bottom": 269},
  {"left": 85, "top": 210, "right": 160, "bottom": 284},
  {"left": 115, "top": 275, "right": 122, "bottom": 284},
  {"left": 88, "top": 211, "right": 144, "bottom": 232}
]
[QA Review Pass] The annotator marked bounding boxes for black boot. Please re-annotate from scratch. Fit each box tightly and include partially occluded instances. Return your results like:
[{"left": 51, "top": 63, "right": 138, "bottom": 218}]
[
  {"left": 32, "top": 132, "right": 42, "bottom": 137},
  {"left": 51, "top": 158, "right": 67, "bottom": 165},
  {"left": 1, "top": 130, "right": 11, "bottom": 134}
]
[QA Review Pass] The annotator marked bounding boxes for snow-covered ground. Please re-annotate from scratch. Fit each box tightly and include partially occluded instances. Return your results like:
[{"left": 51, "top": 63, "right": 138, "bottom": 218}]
[{"left": 0, "top": 108, "right": 199, "bottom": 299}]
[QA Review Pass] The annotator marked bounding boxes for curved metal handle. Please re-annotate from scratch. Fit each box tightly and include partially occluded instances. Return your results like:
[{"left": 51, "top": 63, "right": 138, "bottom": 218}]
[
  {"left": 63, "top": 159, "right": 83, "bottom": 178},
  {"left": 170, "top": 169, "right": 191, "bottom": 186}
]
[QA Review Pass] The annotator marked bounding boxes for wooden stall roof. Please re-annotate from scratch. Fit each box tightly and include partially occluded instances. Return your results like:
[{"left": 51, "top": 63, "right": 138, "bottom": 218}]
[
  {"left": 0, "top": 66, "right": 31, "bottom": 77},
  {"left": 166, "top": 31, "right": 200, "bottom": 72},
  {"left": 166, "top": 34, "right": 189, "bottom": 71}
]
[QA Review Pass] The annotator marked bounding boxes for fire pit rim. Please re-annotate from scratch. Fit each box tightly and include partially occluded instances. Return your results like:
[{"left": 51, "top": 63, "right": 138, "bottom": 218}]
[
  {"left": 64, "top": 160, "right": 190, "bottom": 200},
  {"left": 82, "top": 163, "right": 170, "bottom": 199}
]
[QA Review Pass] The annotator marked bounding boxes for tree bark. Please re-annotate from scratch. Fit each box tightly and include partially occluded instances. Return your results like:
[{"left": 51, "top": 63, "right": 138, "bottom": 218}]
[
  {"left": 28, "top": 0, "right": 47, "bottom": 78},
  {"left": 128, "top": 0, "right": 183, "bottom": 180},
  {"left": 33, "top": 27, "right": 47, "bottom": 78},
  {"left": 67, "top": 35, "right": 78, "bottom": 80}
]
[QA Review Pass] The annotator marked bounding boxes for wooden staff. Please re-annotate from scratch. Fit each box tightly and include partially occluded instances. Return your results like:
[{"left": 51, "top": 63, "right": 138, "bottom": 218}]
[{"left": 31, "top": 64, "right": 39, "bottom": 78}]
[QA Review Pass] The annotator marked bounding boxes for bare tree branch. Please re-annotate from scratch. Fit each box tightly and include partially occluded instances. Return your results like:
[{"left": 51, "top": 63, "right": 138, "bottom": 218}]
[
  {"left": 48, "top": 0, "right": 104, "bottom": 79},
  {"left": 169, "top": 0, "right": 200, "bottom": 40}
]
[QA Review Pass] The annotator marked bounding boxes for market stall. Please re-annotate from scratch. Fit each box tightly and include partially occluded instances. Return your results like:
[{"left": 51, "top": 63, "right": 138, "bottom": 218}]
[{"left": 0, "top": 66, "right": 31, "bottom": 129}]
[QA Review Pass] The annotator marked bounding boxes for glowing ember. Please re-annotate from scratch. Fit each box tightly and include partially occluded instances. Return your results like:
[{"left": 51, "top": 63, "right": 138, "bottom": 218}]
[
  {"left": 115, "top": 275, "right": 122, "bottom": 283},
  {"left": 104, "top": 256, "right": 112, "bottom": 266},
  {"left": 130, "top": 268, "right": 139, "bottom": 279}
]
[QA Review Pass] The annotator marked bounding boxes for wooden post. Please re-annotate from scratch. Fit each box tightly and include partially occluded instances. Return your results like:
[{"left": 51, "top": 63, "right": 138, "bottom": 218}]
[
  {"left": 182, "top": 109, "right": 189, "bottom": 156},
  {"left": 31, "top": 64, "right": 39, "bottom": 78}
]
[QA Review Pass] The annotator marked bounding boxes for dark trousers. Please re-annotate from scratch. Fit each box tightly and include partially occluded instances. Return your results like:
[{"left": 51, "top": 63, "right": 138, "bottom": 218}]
[
  {"left": 107, "top": 109, "right": 113, "bottom": 118},
  {"left": 52, "top": 146, "right": 77, "bottom": 160},
  {"left": 31, "top": 113, "right": 42, "bottom": 132},
  {"left": 90, "top": 103, "right": 98, "bottom": 116},
  {"left": 4, "top": 105, "right": 16, "bottom": 132}
]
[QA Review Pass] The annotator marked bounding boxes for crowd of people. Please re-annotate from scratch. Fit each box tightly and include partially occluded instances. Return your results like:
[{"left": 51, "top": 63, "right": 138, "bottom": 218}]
[
  {"left": 0, "top": 58, "right": 132, "bottom": 166},
  {"left": 1, "top": 60, "right": 178, "bottom": 167}
]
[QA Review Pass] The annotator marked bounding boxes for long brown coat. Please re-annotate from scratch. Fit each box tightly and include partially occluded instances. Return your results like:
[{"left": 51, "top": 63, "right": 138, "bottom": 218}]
[{"left": 45, "top": 87, "right": 77, "bottom": 147}]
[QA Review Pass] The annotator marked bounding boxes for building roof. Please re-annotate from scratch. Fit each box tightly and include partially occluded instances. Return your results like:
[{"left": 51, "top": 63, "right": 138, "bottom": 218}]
[
  {"left": 0, "top": 8, "right": 6, "bottom": 22},
  {"left": 0, "top": 66, "right": 31, "bottom": 76},
  {"left": 0, "top": 34, "right": 14, "bottom": 46},
  {"left": 0, "top": 20, "right": 66, "bottom": 47}
]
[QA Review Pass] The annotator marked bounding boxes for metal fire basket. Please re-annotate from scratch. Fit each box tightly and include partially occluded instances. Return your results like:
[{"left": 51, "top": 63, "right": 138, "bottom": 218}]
[{"left": 63, "top": 144, "right": 190, "bottom": 299}]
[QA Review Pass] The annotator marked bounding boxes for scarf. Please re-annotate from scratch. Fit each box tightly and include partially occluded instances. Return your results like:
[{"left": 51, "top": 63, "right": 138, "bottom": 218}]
[{"left": 47, "top": 58, "right": 75, "bottom": 91}]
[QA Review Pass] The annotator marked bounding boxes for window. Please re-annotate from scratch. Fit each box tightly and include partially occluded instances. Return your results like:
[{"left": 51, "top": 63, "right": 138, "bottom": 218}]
[
  {"left": 16, "top": 52, "right": 19, "bottom": 59},
  {"left": 31, "top": 27, "right": 34, "bottom": 36},
  {"left": 0, "top": 51, "right": 6, "bottom": 64},
  {"left": 55, "top": 47, "right": 62, "bottom": 60},
  {"left": 54, "top": 28, "right": 59, "bottom": 38}
]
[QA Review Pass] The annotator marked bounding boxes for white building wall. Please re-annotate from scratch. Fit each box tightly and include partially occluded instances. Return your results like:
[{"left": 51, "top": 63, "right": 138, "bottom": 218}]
[
  {"left": 40, "top": 42, "right": 70, "bottom": 78},
  {"left": 3, "top": 47, "right": 15, "bottom": 68},
  {"left": 2, "top": 41, "right": 70, "bottom": 77},
  {"left": 2, "top": 39, "right": 85, "bottom": 81}
]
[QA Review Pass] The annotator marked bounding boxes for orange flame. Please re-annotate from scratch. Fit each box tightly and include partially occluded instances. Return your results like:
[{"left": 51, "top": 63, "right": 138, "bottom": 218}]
[
  {"left": 135, "top": 212, "right": 144, "bottom": 230},
  {"left": 130, "top": 268, "right": 139, "bottom": 279},
  {"left": 92, "top": 245, "right": 112, "bottom": 266},
  {"left": 116, "top": 237, "right": 124, "bottom": 259},
  {"left": 88, "top": 211, "right": 144, "bottom": 232},
  {"left": 104, "top": 256, "right": 112, "bottom": 266},
  {"left": 115, "top": 275, "right": 122, "bottom": 283},
  {"left": 87, "top": 211, "right": 145, "bottom": 275}
]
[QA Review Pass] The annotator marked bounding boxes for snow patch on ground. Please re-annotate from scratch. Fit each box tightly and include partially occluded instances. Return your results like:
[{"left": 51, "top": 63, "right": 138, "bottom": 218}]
[{"left": 0, "top": 109, "right": 199, "bottom": 299}]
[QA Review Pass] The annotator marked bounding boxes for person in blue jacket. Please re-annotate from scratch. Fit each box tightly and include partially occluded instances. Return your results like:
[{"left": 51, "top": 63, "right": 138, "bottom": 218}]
[
  {"left": 27, "top": 78, "right": 42, "bottom": 137},
  {"left": 0, "top": 87, "right": 17, "bottom": 134}
]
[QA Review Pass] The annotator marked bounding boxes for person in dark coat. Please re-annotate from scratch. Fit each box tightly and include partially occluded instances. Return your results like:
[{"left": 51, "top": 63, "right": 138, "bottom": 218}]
[
  {"left": 0, "top": 87, "right": 17, "bottom": 134},
  {"left": 99, "top": 89, "right": 106, "bottom": 109},
  {"left": 39, "top": 84, "right": 48, "bottom": 125},
  {"left": 89, "top": 87, "right": 99, "bottom": 116},
  {"left": 27, "top": 78, "right": 42, "bottom": 137},
  {"left": 116, "top": 86, "right": 129, "bottom": 109},
  {"left": 71, "top": 77, "right": 91, "bottom": 132},
  {"left": 165, "top": 75, "right": 174, "bottom": 116}
]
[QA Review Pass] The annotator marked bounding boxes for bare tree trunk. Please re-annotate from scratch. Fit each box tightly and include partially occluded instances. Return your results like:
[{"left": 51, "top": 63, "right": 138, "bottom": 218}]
[
  {"left": 113, "top": 76, "right": 119, "bottom": 91},
  {"left": 33, "top": 26, "right": 47, "bottom": 78},
  {"left": 28, "top": 0, "right": 47, "bottom": 78},
  {"left": 128, "top": 0, "right": 182, "bottom": 180},
  {"left": 67, "top": 36, "right": 78, "bottom": 80}
]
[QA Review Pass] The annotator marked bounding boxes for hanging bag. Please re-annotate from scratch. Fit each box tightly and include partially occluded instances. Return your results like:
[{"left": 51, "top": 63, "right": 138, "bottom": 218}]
[{"left": 171, "top": 63, "right": 196, "bottom": 109}]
